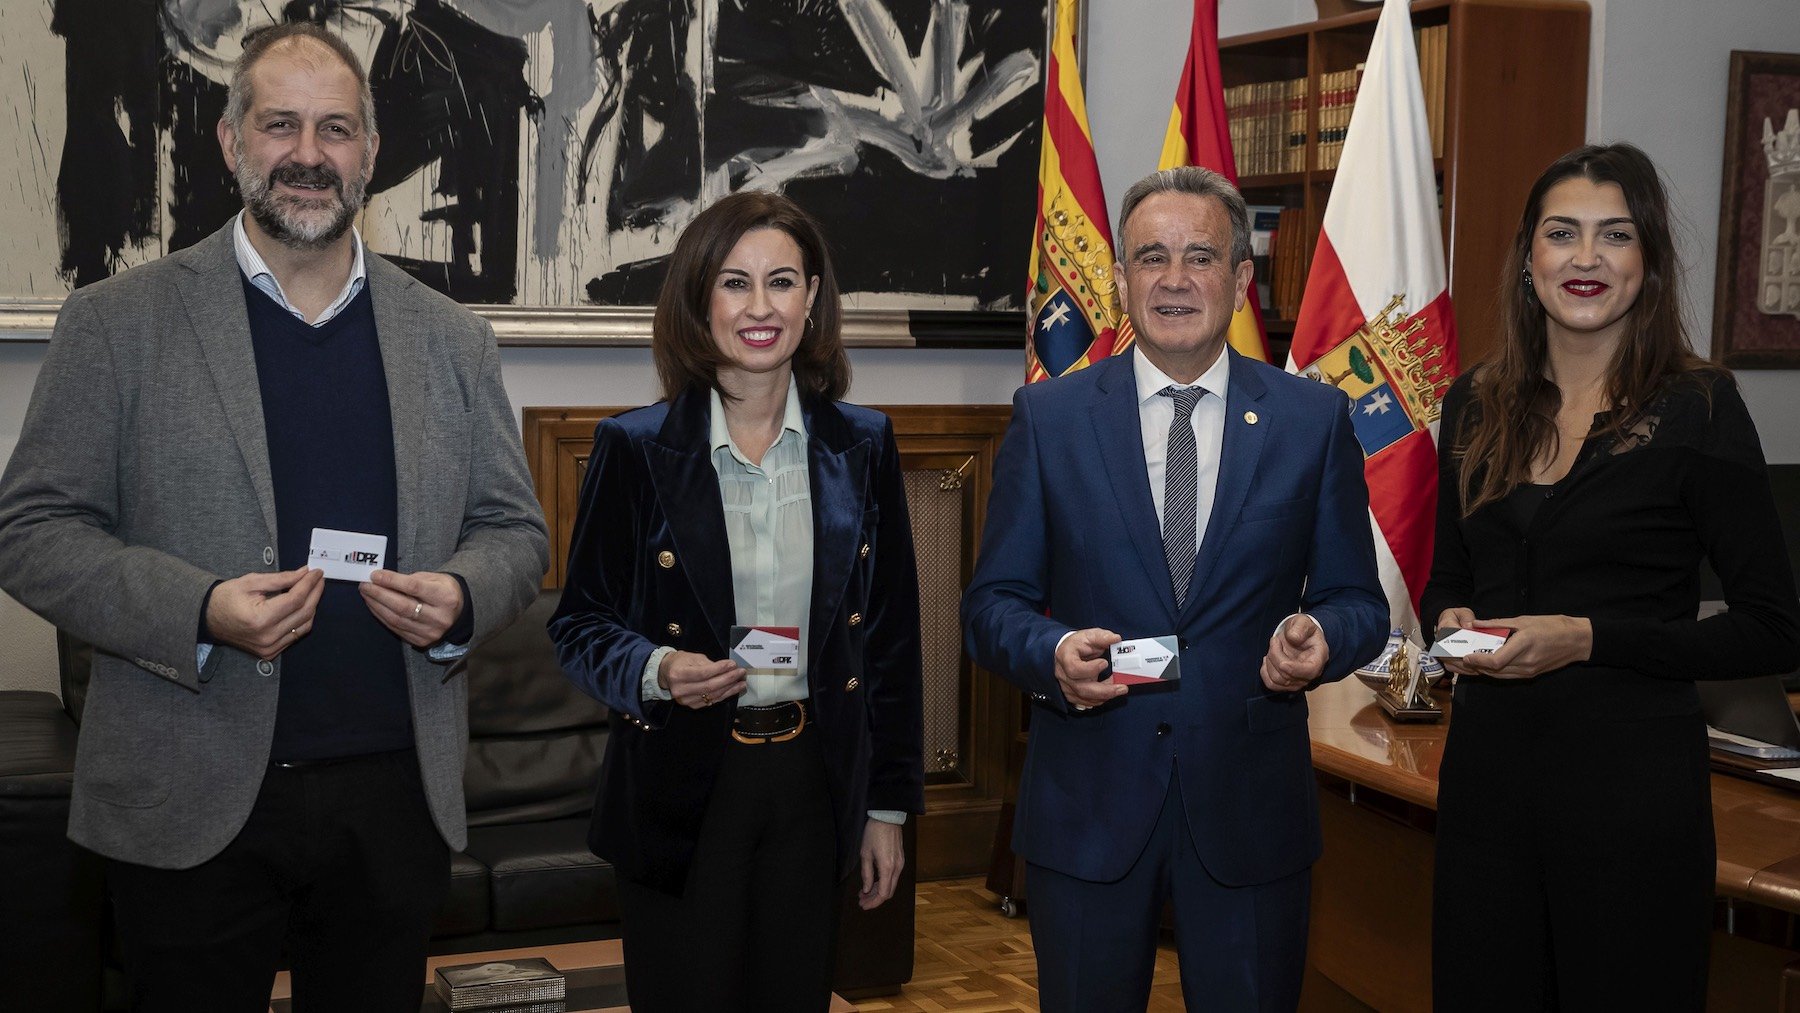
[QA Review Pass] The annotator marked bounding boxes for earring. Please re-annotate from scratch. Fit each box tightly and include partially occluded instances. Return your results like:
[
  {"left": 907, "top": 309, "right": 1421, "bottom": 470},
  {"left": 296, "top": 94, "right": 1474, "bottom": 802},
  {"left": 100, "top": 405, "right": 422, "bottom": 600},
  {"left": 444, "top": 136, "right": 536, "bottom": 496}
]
[{"left": 1522, "top": 268, "right": 1533, "bottom": 288}]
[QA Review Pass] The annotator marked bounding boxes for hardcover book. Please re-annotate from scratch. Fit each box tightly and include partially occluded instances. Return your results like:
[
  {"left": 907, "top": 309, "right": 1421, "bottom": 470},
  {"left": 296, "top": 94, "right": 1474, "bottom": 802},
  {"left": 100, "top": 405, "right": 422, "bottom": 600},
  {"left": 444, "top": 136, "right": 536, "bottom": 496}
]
[{"left": 433, "top": 958, "right": 566, "bottom": 1012}]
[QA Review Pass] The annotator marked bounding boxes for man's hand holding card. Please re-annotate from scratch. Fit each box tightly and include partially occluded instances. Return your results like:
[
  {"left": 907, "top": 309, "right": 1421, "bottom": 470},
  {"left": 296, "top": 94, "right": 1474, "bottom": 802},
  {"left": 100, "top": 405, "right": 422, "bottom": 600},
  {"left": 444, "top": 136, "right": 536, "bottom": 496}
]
[
  {"left": 1054, "top": 628, "right": 1126, "bottom": 708},
  {"left": 205, "top": 566, "right": 325, "bottom": 661},
  {"left": 358, "top": 569, "right": 465, "bottom": 648},
  {"left": 1109, "top": 636, "right": 1182, "bottom": 685}
]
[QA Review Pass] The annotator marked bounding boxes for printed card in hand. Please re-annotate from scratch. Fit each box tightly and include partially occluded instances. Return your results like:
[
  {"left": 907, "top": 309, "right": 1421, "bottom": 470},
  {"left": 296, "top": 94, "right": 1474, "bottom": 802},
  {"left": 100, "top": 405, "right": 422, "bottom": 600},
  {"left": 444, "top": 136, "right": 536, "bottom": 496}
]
[
  {"left": 307, "top": 528, "right": 386, "bottom": 582},
  {"left": 1109, "top": 635, "right": 1182, "bottom": 685},
  {"left": 729, "top": 626, "right": 801, "bottom": 670},
  {"left": 1428, "top": 626, "right": 1512, "bottom": 659}
]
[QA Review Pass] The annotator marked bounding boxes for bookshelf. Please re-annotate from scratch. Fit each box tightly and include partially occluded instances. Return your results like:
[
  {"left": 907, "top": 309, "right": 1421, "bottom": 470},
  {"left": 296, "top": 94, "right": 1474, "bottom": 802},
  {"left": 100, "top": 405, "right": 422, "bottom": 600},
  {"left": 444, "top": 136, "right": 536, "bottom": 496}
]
[{"left": 1221, "top": 0, "right": 1590, "bottom": 368}]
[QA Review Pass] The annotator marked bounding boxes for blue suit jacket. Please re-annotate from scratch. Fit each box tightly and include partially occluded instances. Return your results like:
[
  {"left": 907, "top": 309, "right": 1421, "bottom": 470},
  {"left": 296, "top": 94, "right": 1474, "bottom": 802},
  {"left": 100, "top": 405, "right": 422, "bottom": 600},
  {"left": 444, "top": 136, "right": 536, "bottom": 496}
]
[
  {"left": 962, "top": 350, "right": 1386, "bottom": 886},
  {"left": 549, "top": 387, "right": 924, "bottom": 895}
]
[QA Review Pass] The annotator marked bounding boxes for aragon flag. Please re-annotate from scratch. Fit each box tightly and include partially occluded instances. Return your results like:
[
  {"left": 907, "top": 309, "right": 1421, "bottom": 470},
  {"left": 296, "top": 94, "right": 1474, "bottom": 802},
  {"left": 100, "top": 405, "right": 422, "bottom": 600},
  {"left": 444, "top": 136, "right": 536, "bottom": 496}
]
[
  {"left": 1156, "top": 0, "right": 1271, "bottom": 363},
  {"left": 1288, "top": 0, "right": 1458, "bottom": 632},
  {"left": 1026, "top": 0, "right": 1127, "bottom": 383}
]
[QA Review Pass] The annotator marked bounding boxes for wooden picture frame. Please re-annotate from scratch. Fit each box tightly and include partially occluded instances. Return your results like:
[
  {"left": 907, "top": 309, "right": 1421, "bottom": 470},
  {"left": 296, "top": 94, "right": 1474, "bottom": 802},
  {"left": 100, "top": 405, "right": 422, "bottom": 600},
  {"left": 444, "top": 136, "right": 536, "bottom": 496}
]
[{"left": 1711, "top": 50, "right": 1800, "bottom": 368}]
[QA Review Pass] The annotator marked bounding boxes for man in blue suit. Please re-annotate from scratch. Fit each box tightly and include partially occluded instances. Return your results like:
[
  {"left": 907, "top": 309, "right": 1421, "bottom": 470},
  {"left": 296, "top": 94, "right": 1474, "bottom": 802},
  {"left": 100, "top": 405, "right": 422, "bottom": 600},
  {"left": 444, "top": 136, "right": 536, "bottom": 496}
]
[{"left": 963, "top": 167, "right": 1387, "bottom": 1012}]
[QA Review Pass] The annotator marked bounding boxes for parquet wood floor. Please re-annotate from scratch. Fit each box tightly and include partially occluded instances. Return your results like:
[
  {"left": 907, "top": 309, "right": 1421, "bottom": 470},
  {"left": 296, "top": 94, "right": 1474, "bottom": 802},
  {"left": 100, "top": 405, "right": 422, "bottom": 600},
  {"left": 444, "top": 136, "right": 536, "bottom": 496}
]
[{"left": 850, "top": 878, "right": 1187, "bottom": 1012}]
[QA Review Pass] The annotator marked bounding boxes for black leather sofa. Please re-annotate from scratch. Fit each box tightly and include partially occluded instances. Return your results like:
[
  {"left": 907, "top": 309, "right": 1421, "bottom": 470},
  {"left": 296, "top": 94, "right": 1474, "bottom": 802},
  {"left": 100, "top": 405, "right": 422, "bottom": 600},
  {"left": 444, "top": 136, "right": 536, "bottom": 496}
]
[
  {"left": 0, "top": 589, "right": 913, "bottom": 1009},
  {"left": 0, "top": 688, "right": 104, "bottom": 1013}
]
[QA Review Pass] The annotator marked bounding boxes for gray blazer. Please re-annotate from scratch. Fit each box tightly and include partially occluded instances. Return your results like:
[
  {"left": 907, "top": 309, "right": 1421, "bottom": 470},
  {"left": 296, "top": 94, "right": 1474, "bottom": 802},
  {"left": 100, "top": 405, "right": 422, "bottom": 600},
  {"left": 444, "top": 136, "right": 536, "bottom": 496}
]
[{"left": 0, "top": 223, "right": 549, "bottom": 869}]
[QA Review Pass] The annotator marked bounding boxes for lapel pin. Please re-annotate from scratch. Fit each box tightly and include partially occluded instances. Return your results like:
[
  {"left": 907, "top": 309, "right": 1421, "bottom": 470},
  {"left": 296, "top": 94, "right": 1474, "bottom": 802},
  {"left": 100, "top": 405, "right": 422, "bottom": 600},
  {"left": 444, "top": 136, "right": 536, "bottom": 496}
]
[{"left": 1244, "top": 410, "right": 1259, "bottom": 425}]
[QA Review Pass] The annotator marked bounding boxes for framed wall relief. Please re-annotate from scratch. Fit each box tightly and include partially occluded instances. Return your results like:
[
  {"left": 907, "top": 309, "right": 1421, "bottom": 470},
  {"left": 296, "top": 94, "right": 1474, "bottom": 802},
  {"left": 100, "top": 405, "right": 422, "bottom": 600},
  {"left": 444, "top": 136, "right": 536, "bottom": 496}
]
[
  {"left": 0, "top": 0, "right": 1049, "bottom": 346},
  {"left": 1712, "top": 50, "right": 1800, "bottom": 368}
]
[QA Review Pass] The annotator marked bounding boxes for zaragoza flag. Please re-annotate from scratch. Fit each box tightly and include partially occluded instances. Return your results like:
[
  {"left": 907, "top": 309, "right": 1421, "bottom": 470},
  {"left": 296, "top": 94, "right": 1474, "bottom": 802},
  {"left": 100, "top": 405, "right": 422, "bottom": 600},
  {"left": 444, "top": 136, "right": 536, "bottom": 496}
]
[
  {"left": 1289, "top": 0, "right": 1458, "bottom": 632},
  {"left": 1156, "top": 0, "right": 1271, "bottom": 363},
  {"left": 1027, "top": 0, "right": 1126, "bottom": 383}
]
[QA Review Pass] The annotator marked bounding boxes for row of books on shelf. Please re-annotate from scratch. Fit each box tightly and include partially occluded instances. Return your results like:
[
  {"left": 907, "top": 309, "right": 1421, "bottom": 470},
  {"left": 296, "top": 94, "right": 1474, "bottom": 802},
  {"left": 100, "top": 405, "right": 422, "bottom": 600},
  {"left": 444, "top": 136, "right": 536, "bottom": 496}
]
[
  {"left": 1249, "top": 205, "right": 1309, "bottom": 323},
  {"left": 1226, "top": 79, "right": 1307, "bottom": 176},
  {"left": 1227, "top": 23, "right": 1449, "bottom": 177},
  {"left": 1417, "top": 23, "right": 1448, "bottom": 161},
  {"left": 1313, "top": 67, "right": 1361, "bottom": 171}
]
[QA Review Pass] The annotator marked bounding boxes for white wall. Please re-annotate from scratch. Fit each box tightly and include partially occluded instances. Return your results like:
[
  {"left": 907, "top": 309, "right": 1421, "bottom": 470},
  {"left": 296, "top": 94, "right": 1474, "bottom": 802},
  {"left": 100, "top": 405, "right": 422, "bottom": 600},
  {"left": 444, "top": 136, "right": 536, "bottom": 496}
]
[
  {"left": 4, "top": 0, "right": 1799, "bottom": 691},
  {"left": 0, "top": 342, "right": 57, "bottom": 694},
  {"left": 499, "top": 345, "right": 1023, "bottom": 410},
  {"left": 1593, "top": 0, "right": 1800, "bottom": 458}
]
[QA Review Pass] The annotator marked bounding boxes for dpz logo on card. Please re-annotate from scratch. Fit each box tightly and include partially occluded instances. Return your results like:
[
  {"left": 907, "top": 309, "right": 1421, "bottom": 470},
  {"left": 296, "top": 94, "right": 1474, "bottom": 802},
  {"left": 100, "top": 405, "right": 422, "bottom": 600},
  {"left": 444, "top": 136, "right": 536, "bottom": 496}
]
[
  {"left": 311, "top": 548, "right": 380, "bottom": 566},
  {"left": 729, "top": 626, "right": 801, "bottom": 672},
  {"left": 307, "top": 528, "right": 387, "bottom": 582}
]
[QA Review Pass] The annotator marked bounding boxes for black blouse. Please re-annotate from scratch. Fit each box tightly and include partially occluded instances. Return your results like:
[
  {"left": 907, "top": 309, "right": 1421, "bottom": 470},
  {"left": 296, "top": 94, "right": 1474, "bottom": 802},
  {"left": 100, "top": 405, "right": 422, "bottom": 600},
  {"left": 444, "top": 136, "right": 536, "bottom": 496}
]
[{"left": 1421, "top": 369, "right": 1800, "bottom": 725}]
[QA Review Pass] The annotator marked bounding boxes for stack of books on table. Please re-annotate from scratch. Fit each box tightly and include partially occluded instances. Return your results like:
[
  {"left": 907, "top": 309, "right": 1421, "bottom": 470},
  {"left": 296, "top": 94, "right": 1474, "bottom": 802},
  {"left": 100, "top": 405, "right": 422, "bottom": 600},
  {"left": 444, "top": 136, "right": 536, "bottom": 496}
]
[{"left": 433, "top": 957, "right": 567, "bottom": 1011}]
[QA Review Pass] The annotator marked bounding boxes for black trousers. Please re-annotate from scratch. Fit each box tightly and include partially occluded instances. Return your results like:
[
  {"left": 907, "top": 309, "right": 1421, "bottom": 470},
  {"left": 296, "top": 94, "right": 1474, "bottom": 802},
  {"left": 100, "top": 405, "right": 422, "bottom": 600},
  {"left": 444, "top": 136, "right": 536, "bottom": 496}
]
[
  {"left": 1433, "top": 712, "right": 1715, "bottom": 1011},
  {"left": 615, "top": 724, "right": 839, "bottom": 1013},
  {"left": 105, "top": 749, "right": 450, "bottom": 1013}
]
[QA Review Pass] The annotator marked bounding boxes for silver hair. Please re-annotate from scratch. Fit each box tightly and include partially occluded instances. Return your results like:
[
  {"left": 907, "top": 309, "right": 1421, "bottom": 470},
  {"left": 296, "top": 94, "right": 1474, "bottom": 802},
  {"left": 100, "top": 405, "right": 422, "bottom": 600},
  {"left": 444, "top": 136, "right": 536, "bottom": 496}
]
[
  {"left": 223, "top": 22, "right": 377, "bottom": 139},
  {"left": 1117, "top": 166, "right": 1251, "bottom": 266}
]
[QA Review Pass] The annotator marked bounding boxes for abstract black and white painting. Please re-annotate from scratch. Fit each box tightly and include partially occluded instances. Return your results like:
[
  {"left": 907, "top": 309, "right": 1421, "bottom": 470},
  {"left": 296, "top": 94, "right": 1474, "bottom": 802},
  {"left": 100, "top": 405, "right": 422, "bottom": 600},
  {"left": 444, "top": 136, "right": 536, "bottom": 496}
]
[{"left": 0, "top": 0, "right": 1044, "bottom": 315}]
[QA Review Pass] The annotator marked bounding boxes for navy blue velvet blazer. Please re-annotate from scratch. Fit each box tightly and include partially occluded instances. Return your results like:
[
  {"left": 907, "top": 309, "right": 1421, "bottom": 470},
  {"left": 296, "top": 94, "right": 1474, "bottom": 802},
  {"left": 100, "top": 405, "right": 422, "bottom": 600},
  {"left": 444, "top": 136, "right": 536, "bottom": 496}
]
[{"left": 549, "top": 386, "right": 924, "bottom": 895}]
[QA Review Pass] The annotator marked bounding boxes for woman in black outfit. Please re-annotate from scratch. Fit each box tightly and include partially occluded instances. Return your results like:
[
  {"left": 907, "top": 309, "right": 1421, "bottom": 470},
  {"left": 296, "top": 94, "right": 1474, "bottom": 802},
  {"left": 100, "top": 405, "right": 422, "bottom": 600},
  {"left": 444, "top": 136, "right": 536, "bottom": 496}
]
[
  {"left": 1424, "top": 143, "right": 1800, "bottom": 1010},
  {"left": 549, "top": 192, "right": 923, "bottom": 1012}
]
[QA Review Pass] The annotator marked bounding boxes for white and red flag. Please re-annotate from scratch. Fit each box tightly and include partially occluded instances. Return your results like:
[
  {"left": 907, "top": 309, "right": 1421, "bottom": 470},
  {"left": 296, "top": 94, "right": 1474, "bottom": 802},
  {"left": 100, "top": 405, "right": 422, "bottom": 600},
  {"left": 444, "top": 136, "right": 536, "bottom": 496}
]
[{"left": 1289, "top": 0, "right": 1458, "bottom": 634}]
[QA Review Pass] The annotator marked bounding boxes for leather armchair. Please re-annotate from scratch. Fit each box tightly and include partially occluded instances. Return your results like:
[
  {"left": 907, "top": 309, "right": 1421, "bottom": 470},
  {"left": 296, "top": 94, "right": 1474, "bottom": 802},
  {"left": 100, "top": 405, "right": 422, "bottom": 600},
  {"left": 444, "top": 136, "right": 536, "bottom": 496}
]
[
  {"left": 434, "top": 588, "right": 618, "bottom": 949},
  {"left": 0, "top": 689, "right": 104, "bottom": 1013}
]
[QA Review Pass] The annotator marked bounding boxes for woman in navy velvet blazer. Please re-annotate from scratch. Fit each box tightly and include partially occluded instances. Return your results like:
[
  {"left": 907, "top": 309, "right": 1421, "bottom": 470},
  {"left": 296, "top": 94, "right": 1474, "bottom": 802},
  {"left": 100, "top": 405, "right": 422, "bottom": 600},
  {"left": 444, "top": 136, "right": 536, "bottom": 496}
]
[{"left": 549, "top": 192, "right": 923, "bottom": 1012}]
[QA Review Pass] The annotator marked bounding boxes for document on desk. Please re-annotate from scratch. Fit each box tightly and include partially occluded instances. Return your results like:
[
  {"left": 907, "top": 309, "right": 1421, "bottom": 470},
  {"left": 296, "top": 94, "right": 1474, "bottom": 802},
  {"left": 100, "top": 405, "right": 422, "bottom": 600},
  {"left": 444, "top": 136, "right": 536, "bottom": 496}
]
[
  {"left": 1710, "top": 725, "right": 1799, "bottom": 759},
  {"left": 1757, "top": 767, "right": 1800, "bottom": 784}
]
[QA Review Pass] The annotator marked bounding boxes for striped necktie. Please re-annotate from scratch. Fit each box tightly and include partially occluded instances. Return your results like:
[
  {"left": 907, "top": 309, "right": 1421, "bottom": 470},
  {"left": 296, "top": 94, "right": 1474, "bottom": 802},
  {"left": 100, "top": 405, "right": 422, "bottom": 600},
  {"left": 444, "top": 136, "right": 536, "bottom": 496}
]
[{"left": 1159, "top": 385, "right": 1205, "bottom": 608}]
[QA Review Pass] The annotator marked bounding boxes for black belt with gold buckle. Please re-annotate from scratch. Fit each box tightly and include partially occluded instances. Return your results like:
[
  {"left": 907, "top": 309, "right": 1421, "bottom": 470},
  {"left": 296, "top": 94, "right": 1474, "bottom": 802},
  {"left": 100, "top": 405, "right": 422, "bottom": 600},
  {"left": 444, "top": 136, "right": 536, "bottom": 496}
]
[{"left": 731, "top": 701, "right": 807, "bottom": 744}]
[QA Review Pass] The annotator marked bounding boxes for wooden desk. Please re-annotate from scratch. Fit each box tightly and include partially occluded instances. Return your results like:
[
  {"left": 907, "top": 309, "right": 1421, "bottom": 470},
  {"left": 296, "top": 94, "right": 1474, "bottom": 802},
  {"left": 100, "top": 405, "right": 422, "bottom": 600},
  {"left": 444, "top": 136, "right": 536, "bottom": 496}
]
[{"left": 1303, "top": 678, "right": 1800, "bottom": 1013}]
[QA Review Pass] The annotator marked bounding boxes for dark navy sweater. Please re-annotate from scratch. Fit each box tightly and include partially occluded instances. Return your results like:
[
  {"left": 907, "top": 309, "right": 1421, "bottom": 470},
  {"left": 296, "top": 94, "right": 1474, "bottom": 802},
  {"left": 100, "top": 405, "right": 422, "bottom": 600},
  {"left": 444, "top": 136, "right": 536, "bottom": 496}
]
[{"left": 243, "top": 277, "right": 413, "bottom": 760}]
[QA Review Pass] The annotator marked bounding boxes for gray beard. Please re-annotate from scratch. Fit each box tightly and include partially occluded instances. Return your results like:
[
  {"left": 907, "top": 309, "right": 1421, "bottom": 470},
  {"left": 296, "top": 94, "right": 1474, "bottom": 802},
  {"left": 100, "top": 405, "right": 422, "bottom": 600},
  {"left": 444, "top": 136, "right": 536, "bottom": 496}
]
[{"left": 235, "top": 159, "right": 367, "bottom": 250}]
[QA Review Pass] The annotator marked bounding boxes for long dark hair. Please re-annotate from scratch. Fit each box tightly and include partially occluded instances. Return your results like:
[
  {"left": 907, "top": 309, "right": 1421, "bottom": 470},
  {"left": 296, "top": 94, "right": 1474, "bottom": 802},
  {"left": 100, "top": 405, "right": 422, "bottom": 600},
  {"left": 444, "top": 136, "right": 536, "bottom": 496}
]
[
  {"left": 651, "top": 191, "right": 850, "bottom": 402},
  {"left": 1457, "top": 143, "right": 1713, "bottom": 516}
]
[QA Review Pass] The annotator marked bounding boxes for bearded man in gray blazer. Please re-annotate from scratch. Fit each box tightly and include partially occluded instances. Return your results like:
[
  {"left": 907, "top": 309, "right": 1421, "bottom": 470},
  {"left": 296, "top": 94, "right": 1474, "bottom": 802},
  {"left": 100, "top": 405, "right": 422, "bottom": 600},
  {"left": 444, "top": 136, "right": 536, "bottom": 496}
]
[{"left": 0, "top": 22, "right": 548, "bottom": 1012}]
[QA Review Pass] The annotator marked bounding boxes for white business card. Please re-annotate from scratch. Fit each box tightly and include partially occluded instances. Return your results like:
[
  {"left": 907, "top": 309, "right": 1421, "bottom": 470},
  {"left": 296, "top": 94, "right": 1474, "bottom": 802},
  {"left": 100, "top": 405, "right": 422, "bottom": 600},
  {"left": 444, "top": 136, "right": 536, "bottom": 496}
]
[
  {"left": 307, "top": 527, "right": 387, "bottom": 582},
  {"left": 1109, "top": 635, "right": 1182, "bottom": 684},
  {"left": 729, "top": 625, "right": 801, "bottom": 671},
  {"left": 1428, "top": 626, "right": 1511, "bottom": 659}
]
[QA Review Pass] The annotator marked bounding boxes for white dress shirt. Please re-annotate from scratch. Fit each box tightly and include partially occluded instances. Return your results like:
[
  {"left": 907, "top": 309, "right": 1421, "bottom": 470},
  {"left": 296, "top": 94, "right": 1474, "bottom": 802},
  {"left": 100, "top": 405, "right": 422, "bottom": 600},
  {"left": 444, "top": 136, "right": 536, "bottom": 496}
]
[
  {"left": 1131, "top": 347, "right": 1321, "bottom": 643},
  {"left": 1055, "top": 346, "right": 1317, "bottom": 693},
  {"left": 232, "top": 211, "right": 367, "bottom": 326},
  {"left": 1134, "top": 345, "right": 1229, "bottom": 554}
]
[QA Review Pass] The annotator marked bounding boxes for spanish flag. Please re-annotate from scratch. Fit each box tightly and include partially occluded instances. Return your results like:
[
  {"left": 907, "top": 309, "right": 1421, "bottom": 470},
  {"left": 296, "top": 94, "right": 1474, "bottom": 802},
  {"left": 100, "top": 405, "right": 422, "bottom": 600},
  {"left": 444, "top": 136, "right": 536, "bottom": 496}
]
[
  {"left": 1026, "top": 0, "right": 1126, "bottom": 383},
  {"left": 1156, "top": 0, "right": 1271, "bottom": 362}
]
